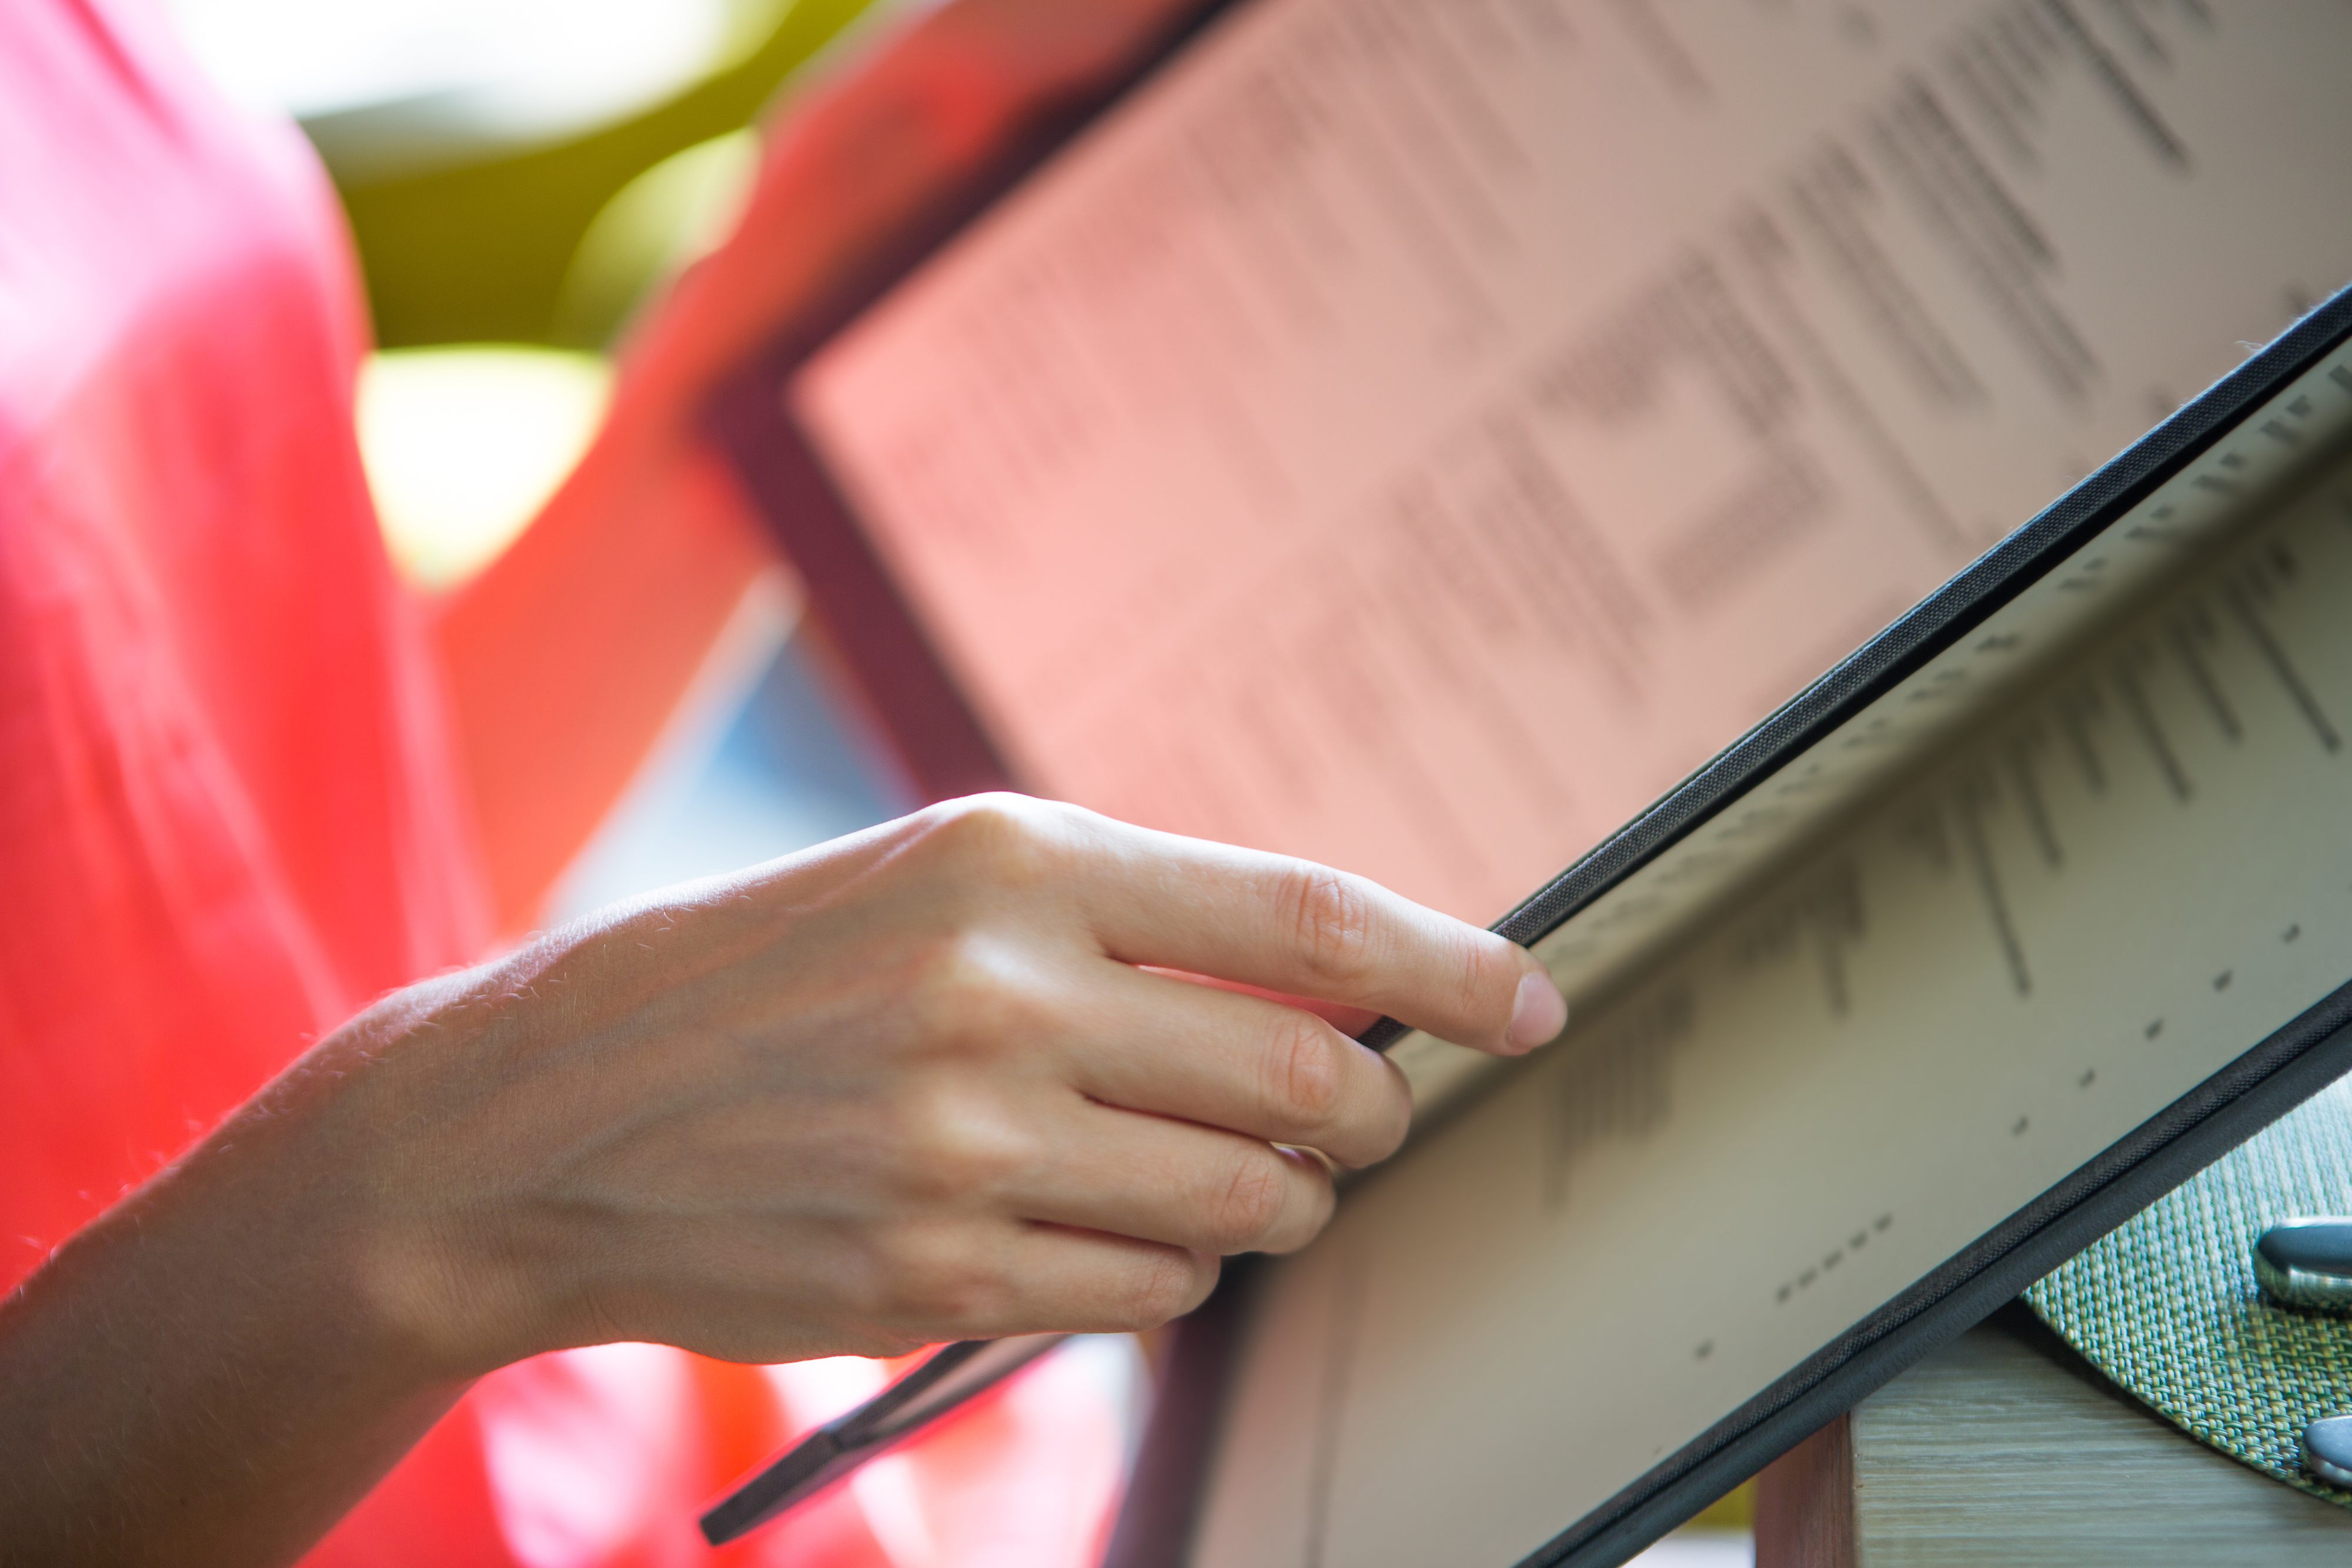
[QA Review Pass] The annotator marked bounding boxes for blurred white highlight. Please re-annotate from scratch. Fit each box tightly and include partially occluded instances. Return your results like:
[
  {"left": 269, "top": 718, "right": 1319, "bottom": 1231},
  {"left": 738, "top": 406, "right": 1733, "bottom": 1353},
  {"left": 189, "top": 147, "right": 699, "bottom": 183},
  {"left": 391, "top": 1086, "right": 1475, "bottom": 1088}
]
[{"left": 356, "top": 346, "right": 610, "bottom": 591}]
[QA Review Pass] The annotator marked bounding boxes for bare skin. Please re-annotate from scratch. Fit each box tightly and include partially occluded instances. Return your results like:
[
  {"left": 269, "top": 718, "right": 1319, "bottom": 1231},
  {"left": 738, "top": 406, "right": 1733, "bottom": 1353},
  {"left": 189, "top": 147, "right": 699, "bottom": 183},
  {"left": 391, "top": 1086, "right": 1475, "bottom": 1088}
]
[{"left": 0, "top": 796, "right": 1566, "bottom": 1564}]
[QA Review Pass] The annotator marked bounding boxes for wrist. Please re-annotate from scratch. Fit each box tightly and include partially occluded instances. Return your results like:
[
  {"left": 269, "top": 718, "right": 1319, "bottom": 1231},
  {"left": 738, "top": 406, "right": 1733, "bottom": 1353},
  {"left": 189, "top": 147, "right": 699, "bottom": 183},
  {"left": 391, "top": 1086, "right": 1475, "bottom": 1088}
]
[{"left": 269, "top": 960, "right": 559, "bottom": 1382}]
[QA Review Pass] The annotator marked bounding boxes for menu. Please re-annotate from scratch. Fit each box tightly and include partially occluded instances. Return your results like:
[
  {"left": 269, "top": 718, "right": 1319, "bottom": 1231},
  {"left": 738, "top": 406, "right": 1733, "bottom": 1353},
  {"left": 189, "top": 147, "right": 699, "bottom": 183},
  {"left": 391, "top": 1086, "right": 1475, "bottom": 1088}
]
[{"left": 790, "top": 0, "right": 2352, "bottom": 923}]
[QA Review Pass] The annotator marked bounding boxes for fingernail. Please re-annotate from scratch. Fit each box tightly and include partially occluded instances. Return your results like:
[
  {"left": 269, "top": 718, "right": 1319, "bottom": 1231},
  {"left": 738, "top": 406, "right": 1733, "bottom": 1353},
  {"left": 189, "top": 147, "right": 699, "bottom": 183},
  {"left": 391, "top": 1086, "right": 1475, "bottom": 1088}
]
[{"left": 1506, "top": 969, "right": 1568, "bottom": 1052}]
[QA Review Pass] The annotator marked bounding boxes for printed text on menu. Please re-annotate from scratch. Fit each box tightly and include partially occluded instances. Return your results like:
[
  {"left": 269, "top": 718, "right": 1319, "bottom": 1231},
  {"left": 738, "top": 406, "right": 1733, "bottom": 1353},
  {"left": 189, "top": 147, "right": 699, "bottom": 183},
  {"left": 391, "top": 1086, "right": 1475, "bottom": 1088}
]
[{"left": 793, "top": 0, "right": 2352, "bottom": 921}]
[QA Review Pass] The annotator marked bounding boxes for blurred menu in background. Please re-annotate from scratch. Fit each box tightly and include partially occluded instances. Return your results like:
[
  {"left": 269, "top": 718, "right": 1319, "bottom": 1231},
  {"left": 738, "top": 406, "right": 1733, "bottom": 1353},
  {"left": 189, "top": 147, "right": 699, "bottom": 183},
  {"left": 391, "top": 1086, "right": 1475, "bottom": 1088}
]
[{"left": 791, "top": 0, "right": 2352, "bottom": 922}]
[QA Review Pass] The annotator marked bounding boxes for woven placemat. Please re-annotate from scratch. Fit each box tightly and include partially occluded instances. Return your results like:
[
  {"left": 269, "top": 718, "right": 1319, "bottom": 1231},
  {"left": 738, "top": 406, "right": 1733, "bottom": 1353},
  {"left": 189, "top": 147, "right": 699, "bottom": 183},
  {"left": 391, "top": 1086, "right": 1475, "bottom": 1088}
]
[{"left": 2024, "top": 1074, "right": 2352, "bottom": 1506}]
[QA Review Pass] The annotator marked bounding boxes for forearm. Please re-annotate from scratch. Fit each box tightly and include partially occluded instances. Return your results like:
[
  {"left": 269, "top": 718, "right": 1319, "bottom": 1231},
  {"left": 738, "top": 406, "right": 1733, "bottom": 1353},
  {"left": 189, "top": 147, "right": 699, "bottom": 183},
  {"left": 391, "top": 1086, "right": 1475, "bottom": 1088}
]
[{"left": 0, "top": 995, "right": 483, "bottom": 1566}]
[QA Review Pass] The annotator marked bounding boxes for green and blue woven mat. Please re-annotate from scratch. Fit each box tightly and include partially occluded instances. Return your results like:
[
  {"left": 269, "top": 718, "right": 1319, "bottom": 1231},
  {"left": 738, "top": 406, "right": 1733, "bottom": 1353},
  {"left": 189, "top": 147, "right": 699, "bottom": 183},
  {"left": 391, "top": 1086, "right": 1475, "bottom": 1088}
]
[{"left": 2026, "top": 1074, "right": 2352, "bottom": 1507}]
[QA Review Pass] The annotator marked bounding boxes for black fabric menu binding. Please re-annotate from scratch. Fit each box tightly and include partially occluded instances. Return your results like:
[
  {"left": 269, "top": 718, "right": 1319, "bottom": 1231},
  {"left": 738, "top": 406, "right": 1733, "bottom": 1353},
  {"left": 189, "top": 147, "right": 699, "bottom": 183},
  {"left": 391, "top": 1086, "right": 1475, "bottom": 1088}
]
[{"left": 1108, "top": 293, "right": 2352, "bottom": 1568}]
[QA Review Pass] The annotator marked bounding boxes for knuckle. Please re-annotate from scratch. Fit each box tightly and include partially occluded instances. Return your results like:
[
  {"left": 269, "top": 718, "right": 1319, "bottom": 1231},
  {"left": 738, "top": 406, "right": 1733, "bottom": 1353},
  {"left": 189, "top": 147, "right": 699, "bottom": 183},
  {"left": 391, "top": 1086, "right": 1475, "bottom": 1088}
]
[
  {"left": 1263, "top": 1012, "right": 1344, "bottom": 1133},
  {"left": 1259, "top": 1156, "right": 1337, "bottom": 1254},
  {"left": 1114, "top": 1249, "right": 1207, "bottom": 1330},
  {"left": 881, "top": 1075, "right": 1035, "bottom": 1208},
  {"left": 1462, "top": 933, "right": 1519, "bottom": 1025},
  {"left": 920, "top": 794, "right": 1064, "bottom": 885},
  {"left": 1207, "top": 1144, "right": 1292, "bottom": 1253},
  {"left": 903, "top": 934, "right": 1045, "bottom": 1059},
  {"left": 866, "top": 1222, "right": 1011, "bottom": 1325},
  {"left": 1275, "top": 862, "right": 1373, "bottom": 988}
]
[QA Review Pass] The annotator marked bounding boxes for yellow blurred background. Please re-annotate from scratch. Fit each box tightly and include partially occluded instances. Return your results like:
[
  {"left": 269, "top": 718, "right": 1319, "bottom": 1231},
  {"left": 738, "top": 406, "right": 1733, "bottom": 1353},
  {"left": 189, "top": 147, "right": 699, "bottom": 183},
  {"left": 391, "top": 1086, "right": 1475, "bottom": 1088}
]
[{"left": 168, "top": 0, "right": 880, "bottom": 590}]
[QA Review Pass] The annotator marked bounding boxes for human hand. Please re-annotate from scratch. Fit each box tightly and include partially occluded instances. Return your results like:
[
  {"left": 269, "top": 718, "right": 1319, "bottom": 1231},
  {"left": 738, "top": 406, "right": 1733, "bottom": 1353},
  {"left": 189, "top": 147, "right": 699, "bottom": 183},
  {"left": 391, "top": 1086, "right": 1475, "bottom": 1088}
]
[{"left": 309, "top": 795, "right": 1566, "bottom": 1375}]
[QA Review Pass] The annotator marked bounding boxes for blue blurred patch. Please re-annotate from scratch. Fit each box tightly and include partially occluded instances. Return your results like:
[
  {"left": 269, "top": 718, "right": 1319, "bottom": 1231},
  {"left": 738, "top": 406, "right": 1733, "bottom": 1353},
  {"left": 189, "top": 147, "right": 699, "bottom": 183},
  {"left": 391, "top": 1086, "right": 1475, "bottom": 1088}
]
[{"left": 546, "top": 630, "right": 917, "bottom": 920}]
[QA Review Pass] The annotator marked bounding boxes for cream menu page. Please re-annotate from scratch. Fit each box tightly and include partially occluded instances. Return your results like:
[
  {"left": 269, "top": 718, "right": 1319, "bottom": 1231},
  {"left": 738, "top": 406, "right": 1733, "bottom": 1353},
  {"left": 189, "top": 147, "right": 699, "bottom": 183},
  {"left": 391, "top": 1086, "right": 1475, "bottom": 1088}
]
[{"left": 1187, "top": 336, "right": 2352, "bottom": 1567}]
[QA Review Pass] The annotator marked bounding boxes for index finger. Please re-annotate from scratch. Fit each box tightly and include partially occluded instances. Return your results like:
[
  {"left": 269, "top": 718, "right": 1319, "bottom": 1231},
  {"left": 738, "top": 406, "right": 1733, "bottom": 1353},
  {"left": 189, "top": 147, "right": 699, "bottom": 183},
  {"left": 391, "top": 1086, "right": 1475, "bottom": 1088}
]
[{"left": 1070, "top": 814, "right": 1566, "bottom": 1056}]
